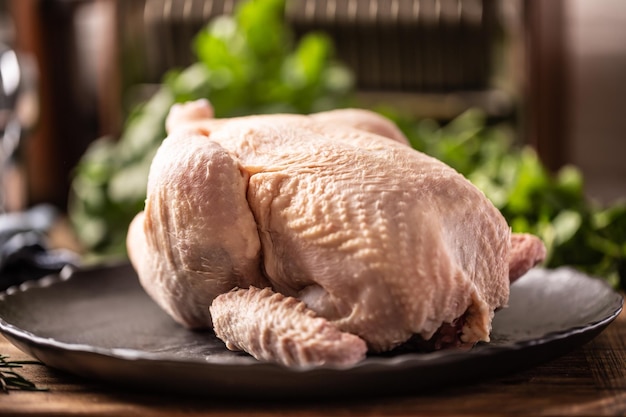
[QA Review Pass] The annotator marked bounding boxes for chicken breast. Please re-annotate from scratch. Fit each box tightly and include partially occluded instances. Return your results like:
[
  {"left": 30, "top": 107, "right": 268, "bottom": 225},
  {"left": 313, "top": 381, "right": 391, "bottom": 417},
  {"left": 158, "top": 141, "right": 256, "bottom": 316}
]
[{"left": 127, "top": 99, "right": 546, "bottom": 367}]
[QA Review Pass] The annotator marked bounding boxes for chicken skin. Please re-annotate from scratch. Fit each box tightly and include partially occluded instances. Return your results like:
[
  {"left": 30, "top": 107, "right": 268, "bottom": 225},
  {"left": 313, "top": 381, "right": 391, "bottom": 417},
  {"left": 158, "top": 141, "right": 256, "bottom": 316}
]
[{"left": 127, "top": 100, "right": 546, "bottom": 367}]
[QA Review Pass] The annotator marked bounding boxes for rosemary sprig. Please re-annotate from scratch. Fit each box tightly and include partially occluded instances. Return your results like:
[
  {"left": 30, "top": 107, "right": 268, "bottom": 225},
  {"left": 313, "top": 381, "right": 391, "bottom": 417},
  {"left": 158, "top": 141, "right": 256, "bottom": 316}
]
[{"left": 0, "top": 354, "right": 48, "bottom": 393}]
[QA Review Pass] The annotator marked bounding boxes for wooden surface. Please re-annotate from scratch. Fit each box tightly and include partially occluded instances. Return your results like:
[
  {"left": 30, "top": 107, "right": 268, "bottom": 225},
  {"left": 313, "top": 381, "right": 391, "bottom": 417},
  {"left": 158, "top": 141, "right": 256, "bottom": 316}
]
[{"left": 0, "top": 303, "right": 625, "bottom": 416}]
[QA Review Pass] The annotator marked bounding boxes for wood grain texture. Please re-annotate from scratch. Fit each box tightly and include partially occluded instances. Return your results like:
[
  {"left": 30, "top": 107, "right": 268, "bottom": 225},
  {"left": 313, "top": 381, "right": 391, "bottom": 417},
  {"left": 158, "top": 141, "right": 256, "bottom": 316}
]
[{"left": 0, "top": 302, "right": 625, "bottom": 416}]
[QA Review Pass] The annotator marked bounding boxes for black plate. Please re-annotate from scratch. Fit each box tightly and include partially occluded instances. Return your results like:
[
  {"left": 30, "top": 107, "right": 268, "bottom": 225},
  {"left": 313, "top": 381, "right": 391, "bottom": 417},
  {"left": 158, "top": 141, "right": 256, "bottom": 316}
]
[{"left": 0, "top": 263, "right": 622, "bottom": 398}]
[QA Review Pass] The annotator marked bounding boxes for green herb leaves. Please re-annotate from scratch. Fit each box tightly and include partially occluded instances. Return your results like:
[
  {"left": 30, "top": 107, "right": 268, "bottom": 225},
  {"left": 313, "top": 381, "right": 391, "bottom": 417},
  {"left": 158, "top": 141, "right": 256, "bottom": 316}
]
[
  {"left": 69, "top": 0, "right": 626, "bottom": 289},
  {"left": 69, "top": 0, "right": 352, "bottom": 258},
  {"left": 395, "top": 109, "right": 626, "bottom": 288},
  {"left": 0, "top": 354, "right": 47, "bottom": 393}
]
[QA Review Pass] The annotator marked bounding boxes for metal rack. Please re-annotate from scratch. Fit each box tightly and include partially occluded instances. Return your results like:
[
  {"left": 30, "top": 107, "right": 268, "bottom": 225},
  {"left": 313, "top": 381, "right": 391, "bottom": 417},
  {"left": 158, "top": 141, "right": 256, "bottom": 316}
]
[{"left": 119, "top": 0, "right": 507, "bottom": 110}]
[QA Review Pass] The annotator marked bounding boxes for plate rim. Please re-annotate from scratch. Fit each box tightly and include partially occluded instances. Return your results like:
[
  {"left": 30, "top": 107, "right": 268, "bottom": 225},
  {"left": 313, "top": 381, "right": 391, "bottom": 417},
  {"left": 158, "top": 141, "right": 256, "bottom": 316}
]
[
  {"left": 1, "top": 264, "right": 623, "bottom": 398},
  {"left": 0, "top": 263, "right": 622, "bottom": 374}
]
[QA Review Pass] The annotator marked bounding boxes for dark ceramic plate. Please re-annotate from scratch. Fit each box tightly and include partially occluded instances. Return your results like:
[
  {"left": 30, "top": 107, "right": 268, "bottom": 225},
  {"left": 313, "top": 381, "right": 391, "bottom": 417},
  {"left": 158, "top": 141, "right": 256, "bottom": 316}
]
[{"left": 0, "top": 263, "right": 622, "bottom": 398}]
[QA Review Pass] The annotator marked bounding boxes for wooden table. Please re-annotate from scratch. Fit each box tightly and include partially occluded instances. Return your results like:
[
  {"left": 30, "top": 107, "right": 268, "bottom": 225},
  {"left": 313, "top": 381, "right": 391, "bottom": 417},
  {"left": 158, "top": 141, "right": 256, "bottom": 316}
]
[{"left": 1, "top": 305, "right": 625, "bottom": 416}]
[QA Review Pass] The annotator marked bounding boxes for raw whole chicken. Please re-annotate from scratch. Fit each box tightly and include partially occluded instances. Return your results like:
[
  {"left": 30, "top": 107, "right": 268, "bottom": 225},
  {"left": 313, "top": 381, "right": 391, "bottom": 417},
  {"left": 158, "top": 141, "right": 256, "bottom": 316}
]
[{"left": 126, "top": 99, "right": 546, "bottom": 367}]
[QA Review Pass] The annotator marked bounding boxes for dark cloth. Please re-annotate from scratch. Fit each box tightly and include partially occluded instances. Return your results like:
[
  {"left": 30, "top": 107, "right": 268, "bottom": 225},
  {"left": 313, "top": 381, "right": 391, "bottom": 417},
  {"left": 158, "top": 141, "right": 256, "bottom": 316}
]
[{"left": 0, "top": 205, "right": 79, "bottom": 291}]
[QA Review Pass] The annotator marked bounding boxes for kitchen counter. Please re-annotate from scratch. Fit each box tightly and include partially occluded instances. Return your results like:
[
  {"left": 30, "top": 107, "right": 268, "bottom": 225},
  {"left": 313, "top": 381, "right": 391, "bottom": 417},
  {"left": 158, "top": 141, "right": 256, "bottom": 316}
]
[{"left": 0, "top": 298, "right": 625, "bottom": 416}]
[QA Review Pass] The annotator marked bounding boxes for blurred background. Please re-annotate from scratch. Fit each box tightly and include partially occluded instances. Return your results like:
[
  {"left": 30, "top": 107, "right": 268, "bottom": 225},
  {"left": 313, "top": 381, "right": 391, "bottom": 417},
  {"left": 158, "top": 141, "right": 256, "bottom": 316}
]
[
  {"left": 1, "top": 0, "right": 624, "bottom": 211},
  {"left": 0, "top": 0, "right": 625, "bottom": 285}
]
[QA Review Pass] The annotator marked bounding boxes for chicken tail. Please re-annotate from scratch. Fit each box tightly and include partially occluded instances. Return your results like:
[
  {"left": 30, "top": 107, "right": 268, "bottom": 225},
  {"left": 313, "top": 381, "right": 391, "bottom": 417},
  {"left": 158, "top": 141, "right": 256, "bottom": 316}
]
[{"left": 509, "top": 233, "right": 547, "bottom": 283}]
